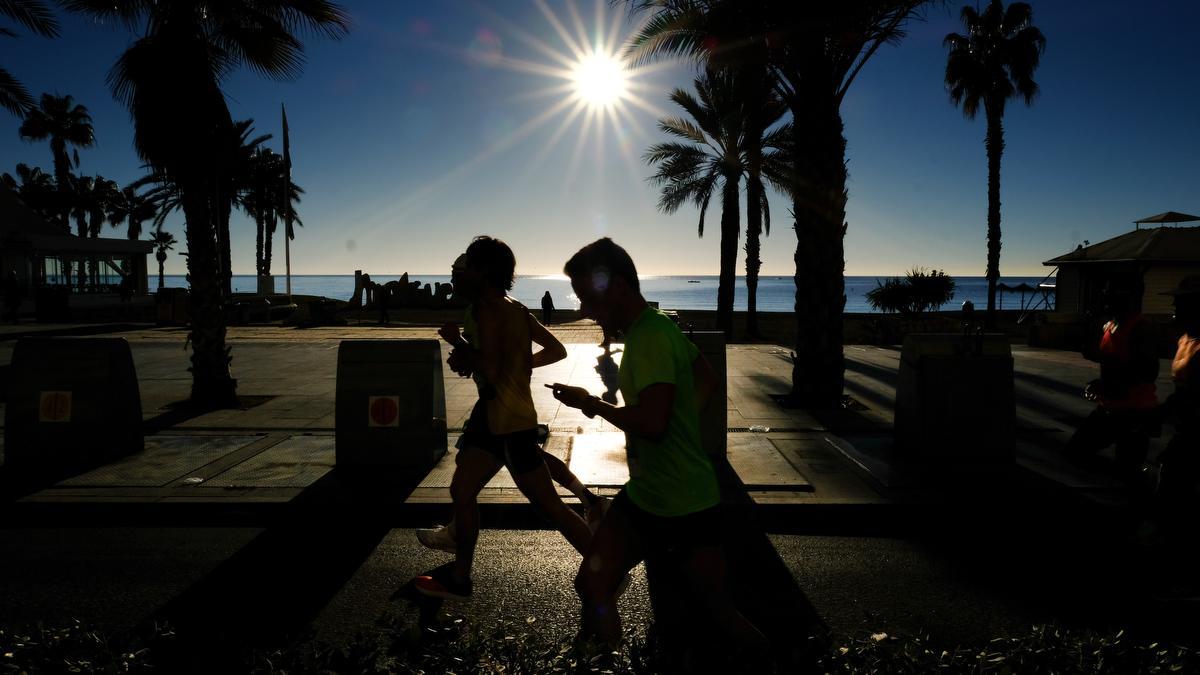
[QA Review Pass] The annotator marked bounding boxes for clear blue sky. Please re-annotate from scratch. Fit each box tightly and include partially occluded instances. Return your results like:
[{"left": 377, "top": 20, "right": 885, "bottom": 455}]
[{"left": 1, "top": 0, "right": 1197, "bottom": 278}]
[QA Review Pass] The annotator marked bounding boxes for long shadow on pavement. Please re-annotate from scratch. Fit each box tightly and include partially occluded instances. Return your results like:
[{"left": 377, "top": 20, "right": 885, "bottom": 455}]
[{"left": 144, "top": 469, "right": 425, "bottom": 672}]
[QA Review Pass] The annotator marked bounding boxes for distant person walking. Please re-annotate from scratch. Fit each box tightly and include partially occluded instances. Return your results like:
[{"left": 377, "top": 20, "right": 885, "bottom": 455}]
[
  {"left": 3, "top": 271, "right": 22, "bottom": 323},
  {"left": 541, "top": 290, "right": 554, "bottom": 325},
  {"left": 413, "top": 236, "right": 595, "bottom": 600},
  {"left": 549, "top": 238, "right": 766, "bottom": 650},
  {"left": 1066, "top": 281, "right": 1159, "bottom": 483}
]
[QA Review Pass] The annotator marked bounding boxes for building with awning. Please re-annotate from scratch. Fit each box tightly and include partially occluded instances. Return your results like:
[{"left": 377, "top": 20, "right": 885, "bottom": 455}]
[
  {"left": 1043, "top": 211, "right": 1200, "bottom": 315},
  {"left": 0, "top": 185, "right": 152, "bottom": 297}
]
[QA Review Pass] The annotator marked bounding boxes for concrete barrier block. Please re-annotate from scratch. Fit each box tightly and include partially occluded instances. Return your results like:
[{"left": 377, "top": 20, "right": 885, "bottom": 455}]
[
  {"left": 894, "top": 333, "right": 1014, "bottom": 461},
  {"left": 4, "top": 337, "right": 143, "bottom": 469},
  {"left": 335, "top": 340, "right": 447, "bottom": 472}
]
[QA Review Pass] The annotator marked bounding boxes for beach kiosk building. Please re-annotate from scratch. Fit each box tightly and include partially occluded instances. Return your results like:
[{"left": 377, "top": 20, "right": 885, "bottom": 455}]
[
  {"left": 1043, "top": 212, "right": 1200, "bottom": 317},
  {"left": 0, "top": 186, "right": 153, "bottom": 305}
]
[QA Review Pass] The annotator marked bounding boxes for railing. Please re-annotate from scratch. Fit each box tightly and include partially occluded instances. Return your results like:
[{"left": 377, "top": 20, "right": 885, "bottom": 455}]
[{"left": 1018, "top": 266, "right": 1058, "bottom": 324}]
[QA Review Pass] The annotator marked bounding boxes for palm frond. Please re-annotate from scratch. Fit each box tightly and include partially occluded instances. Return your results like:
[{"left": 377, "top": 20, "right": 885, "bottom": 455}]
[{"left": 0, "top": 0, "right": 60, "bottom": 37}]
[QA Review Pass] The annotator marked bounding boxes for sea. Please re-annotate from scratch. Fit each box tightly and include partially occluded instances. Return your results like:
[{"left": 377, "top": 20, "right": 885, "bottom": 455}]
[{"left": 160, "top": 274, "right": 1053, "bottom": 314}]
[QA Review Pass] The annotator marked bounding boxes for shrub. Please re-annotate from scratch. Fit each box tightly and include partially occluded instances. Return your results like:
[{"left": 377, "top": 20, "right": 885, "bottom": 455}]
[{"left": 866, "top": 268, "right": 956, "bottom": 315}]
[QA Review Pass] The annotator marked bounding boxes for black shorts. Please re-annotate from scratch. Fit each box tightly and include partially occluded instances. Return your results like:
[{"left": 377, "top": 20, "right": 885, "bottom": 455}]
[
  {"left": 611, "top": 489, "right": 723, "bottom": 558},
  {"left": 456, "top": 401, "right": 544, "bottom": 474}
]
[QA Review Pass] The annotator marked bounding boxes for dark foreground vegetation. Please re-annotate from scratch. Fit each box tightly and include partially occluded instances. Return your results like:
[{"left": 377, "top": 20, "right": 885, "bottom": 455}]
[{"left": 3, "top": 618, "right": 1196, "bottom": 674}]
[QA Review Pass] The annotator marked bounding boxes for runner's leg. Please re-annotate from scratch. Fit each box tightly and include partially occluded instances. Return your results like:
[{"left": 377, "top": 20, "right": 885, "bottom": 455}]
[
  {"left": 512, "top": 460, "right": 592, "bottom": 555},
  {"left": 574, "top": 497, "right": 643, "bottom": 642},
  {"left": 449, "top": 446, "right": 504, "bottom": 581}
]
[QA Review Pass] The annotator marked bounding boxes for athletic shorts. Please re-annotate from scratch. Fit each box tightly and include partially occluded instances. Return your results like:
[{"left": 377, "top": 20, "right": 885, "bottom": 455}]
[
  {"left": 456, "top": 401, "right": 544, "bottom": 474},
  {"left": 611, "top": 489, "right": 723, "bottom": 558}
]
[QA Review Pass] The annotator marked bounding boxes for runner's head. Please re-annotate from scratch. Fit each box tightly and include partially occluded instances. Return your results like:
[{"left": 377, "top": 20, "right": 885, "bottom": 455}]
[
  {"left": 465, "top": 236, "right": 516, "bottom": 293},
  {"left": 1168, "top": 275, "right": 1200, "bottom": 334},
  {"left": 564, "top": 238, "right": 641, "bottom": 332}
]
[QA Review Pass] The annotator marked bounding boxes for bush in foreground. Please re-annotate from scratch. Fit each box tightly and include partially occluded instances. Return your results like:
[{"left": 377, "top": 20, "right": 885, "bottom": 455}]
[{"left": 2, "top": 619, "right": 1197, "bottom": 674}]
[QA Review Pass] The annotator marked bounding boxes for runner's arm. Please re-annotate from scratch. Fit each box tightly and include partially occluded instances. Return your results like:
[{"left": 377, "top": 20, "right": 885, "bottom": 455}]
[
  {"left": 528, "top": 312, "right": 567, "bottom": 368},
  {"left": 548, "top": 382, "right": 675, "bottom": 442}
]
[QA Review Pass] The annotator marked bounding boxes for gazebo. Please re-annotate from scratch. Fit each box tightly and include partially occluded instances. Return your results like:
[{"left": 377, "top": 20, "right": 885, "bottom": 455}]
[{"left": 1044, "top": 211, "right": 1200, "bottom": 316}]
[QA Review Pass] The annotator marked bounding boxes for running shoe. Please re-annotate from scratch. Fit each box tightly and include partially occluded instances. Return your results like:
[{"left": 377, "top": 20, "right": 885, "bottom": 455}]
[
  {"left": 585, "top": 495, "right": 611, "bottom": 533},
  {"left": 414, "top": 566, "right": 472, "bottom": 600},
  {"left": 416, "top": 524, "right": 457, "bottom": 554}
]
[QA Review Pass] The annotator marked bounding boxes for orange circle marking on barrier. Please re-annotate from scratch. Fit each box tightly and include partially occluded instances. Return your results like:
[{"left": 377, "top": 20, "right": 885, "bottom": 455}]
[
  {"left": 39, "top": 391, "right": 72, "bottom": 423},
  {"left": 368, "top": 396, "right": 400, "bottom": 427}
]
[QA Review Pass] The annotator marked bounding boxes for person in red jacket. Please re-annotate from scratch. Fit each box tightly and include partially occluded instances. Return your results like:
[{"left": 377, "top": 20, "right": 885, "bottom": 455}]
[{"left": 1065, "top": 281, "right": 1160, "bottom": 483}]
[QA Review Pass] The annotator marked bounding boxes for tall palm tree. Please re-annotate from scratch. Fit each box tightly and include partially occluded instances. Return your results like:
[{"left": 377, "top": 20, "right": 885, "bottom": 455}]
[
  {"left": 0, "top": 2, "right": 59, "bottom": 116},
  {"left": 645, "top": 70, "right": 745, "bottom": 335},
  {"left": 627, "top": 0, "right": 933, "bottom": 407},
  {"left": 18, "top": 93, "right": 95, "bottom": 227},
  {"left": 945, "top": 0, "right": 1045, "bottom": 326},
  {"left": 62, "top": 1, "right": 349, "bottom": 407},
  {"left": 741, "top": 85, "right": 785, "bottom": 337},
  {"left": 218, "top": 119, "right": 271, "bottom": 297},
  {"left": 149, "top": 227, "right": 176, "bottom": 290}
]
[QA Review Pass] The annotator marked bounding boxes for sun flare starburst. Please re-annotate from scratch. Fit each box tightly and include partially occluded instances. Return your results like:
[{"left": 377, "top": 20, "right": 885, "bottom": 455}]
[{"left": 572, "top": 52, "right": 628, "bottom": 108}]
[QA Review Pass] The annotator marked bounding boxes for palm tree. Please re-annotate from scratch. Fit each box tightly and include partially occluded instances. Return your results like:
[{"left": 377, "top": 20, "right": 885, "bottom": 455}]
[
  {"left": 627, "top": 0, "right": 934, "bottom": 407},
  {"left": 945, "top": 1, "right": 1045, "bottom": 326},
  {"left": 62, "top": 1, "right": 349, "bottom": 407},
  {"left": 741, "top": 85, "right": 785, "bottom": 338},
  {"left": 149, "top": 227, "right": 176, "bottom": 290},
  {"left": 18, "top": 93, "right": 95, "bottom": 227},
  {"left": 107, "top": 184, "right": 157, "bottom": 240},
  {"left": 2, "top": 162, "right": 62, "bottom": 228},
  {"left": 219, "top": 119, "right": 271, "bottom": 297},
  {"left": 645, "top": 70, "right": 745, "bottom": 335},
  {"left": 0, "top": 2, "right": 58, "bottom": 116}
]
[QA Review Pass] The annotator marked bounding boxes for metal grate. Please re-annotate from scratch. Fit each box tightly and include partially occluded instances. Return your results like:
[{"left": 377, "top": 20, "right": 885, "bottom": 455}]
[
  {"left": 58, "top": 436, "right": 261, "bottom": 487},
  {"left": 207, "top": 435, "right": 334, "bottom": 488}
]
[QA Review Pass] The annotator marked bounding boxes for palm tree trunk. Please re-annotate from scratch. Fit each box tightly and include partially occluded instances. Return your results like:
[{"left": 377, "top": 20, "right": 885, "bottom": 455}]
[
  {"left": 717, "top": 176, "right": 740, "bottom": 337},
  {"left": 984, "top": 103, "right": 1005, "bottom": 328},
  {"left": 255, "top": 212, "right": 264, "bottom": 277},
  {"left": 789, "top": 98, "right": 847, "bottom": 408},
  {"left": 217, "top": 188, "right": 234, "bottom": 298},
  {"left": 181, "top": 181, "right": 237, "bottom": 407},
  {"left": 264, "top": 215, "right": 275, "bottom": 276},
  {"left": 745, "top": 150, "right": 764, "bottom": 338},
  {"left": 157, "top": 253, "right": 166, "bottom": 290}
]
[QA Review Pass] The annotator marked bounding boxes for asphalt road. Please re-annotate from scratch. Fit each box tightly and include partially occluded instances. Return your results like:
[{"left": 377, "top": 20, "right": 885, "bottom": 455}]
[{"left": 1, "top": 523, "right": 1194, "bottom": 656}]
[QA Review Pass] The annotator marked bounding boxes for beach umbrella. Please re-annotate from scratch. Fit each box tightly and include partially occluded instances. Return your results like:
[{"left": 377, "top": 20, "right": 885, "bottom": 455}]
[
  {"left": 996, "top": 282, "right": 1013, "bottom": 310},
  {"left": 1013, "top": 282, "right": 1036, "bottom": 308},
  {"left": 1133, "top": 211, "right": 1200, "bottom": 229}
]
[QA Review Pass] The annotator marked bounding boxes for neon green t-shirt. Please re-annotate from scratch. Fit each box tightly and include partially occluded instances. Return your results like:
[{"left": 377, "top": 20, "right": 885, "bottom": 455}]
[{"left": 619, "top": 307, "right": 720, "bottom": 517}]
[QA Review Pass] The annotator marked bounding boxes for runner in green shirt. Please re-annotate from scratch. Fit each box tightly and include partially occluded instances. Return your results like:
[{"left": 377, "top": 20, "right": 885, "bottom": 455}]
[{"left": 549, "top": 238, "right": 765, "bottom": 649}]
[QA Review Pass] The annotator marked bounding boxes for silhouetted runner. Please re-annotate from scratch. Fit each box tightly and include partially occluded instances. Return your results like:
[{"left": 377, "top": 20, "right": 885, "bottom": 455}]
[
  {"left": 1066, "top": 281, "right": 1159, "bottom": 484},
  {"left": 541, "top": 290, "right": 554, "bottom": 325},
  {"left": 1151, "top": 276, "right": 1200, "bottom": 567},
  {"left": 413, "top": 237, "right": 595, "bottom": 600},
  {"left": 549, "top": 238, "right": 766, "bottom": 651}
]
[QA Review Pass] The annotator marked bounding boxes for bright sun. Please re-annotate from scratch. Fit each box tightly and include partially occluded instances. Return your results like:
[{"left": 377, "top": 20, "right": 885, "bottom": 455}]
[{"left": 572, "top": 52, "right": 627, "bottom": 108}]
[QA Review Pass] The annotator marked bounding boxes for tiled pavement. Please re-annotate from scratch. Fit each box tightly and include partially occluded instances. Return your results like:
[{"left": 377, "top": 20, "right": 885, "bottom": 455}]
[{"left": 1, "top": 323, "right": 1143, "bottom": 516}]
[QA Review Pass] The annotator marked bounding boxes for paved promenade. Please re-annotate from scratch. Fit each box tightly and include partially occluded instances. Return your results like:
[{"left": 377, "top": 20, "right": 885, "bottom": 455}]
[
  {"left": 1, "top": 322, "right": 1195, "bottom": 656},
  {"left": 0, "top": 321, "right": 1160, "bottom": 519}
]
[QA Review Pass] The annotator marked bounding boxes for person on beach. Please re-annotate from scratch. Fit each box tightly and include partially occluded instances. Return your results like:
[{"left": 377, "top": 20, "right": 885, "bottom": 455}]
[
  {"left": 416, "top": 255, "right": 609, "bottom": 555},
  {"left": 548, "top": 238, "right": 765, "bottom": 649},
  {"left": 541, "top": 290, "right": 555, "bottom": 325},
  {"left": 413, "top": 237, "right": 597, "bottom": 600},
  {"left": 1065, "top": 281, "right": 1160, "bottom": 484}
]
